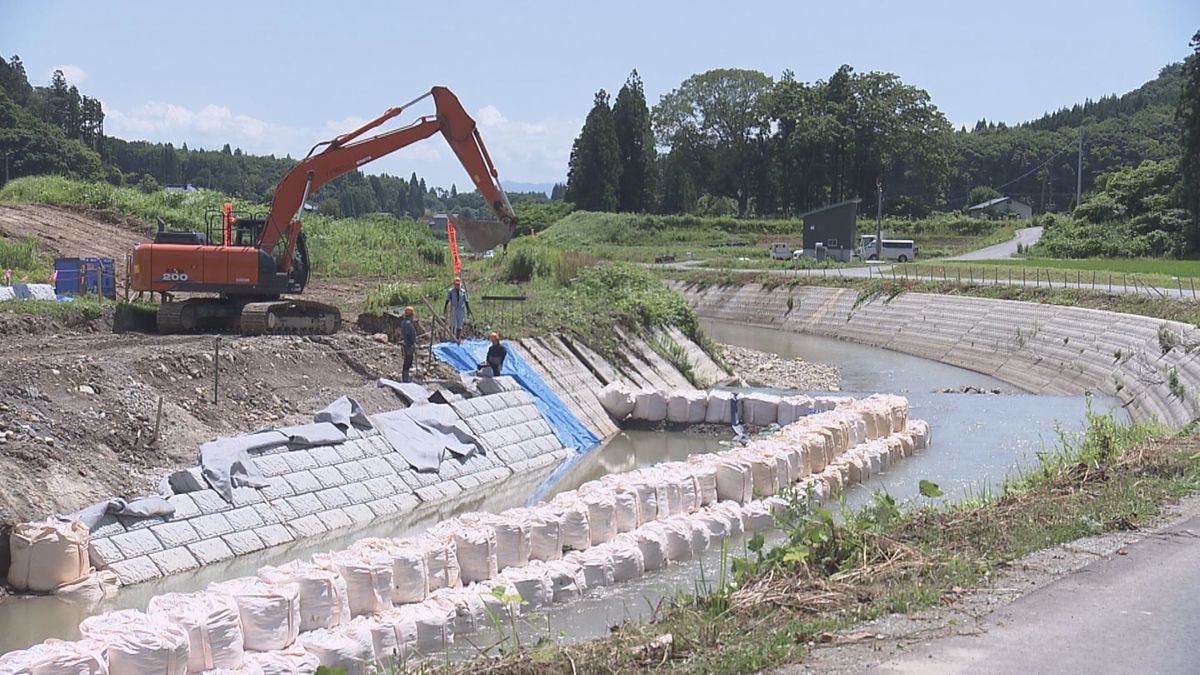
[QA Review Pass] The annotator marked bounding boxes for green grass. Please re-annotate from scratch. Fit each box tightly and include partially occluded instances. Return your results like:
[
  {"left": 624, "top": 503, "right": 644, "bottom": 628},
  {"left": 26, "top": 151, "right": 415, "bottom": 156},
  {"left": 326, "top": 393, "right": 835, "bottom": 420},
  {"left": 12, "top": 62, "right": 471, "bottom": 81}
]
[
  {"left": 904, "top": 259, "right": 1199, "bottom": 293},
  {"left": 964, "top": 257, "right": 1200, "bottom": 277},
  {"left": 0, "top": 296, "right": 109, "bottom": 320},
  {"left": 0, "top": 237, "right": 51, "bottom": 276}
]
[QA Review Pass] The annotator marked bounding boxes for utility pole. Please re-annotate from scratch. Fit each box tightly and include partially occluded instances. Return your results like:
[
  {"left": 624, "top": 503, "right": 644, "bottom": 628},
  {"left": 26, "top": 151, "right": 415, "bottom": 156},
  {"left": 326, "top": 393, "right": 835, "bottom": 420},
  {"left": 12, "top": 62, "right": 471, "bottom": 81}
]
[
  {"left": 1076, "top": 126, "right": 1084, "bottom": 209},
  {"left": 875, "top": 177, "right": 883, "bottom": 260},
  {"left": 3, "top": 151, "right": 8, "bottom": 186}
]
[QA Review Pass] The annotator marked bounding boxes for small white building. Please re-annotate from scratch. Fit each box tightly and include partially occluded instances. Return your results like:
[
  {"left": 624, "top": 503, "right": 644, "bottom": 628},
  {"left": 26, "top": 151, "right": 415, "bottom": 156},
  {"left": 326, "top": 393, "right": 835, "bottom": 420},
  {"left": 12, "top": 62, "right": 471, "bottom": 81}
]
[{"left": 967, "top": 196, "right": 1032, "bottom": 220}]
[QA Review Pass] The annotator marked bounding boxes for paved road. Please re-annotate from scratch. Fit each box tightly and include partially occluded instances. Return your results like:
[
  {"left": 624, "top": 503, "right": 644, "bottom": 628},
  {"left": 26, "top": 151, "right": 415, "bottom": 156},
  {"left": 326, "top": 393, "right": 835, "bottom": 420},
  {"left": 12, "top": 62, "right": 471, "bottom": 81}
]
[
  {"left": 947, "top": 226, "right": 1043, "bottom": 261},
  {"left": 869, "top": 516, "right": 1200, "bottom": 675}
]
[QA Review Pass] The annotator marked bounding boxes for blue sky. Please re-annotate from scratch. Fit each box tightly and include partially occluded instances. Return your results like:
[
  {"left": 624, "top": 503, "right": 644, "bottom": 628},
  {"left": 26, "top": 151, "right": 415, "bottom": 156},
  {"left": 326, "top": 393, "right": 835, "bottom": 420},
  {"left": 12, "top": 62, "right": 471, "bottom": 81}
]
[{"left": 2, "top": 0, "right": 1197, "bottom": 190}]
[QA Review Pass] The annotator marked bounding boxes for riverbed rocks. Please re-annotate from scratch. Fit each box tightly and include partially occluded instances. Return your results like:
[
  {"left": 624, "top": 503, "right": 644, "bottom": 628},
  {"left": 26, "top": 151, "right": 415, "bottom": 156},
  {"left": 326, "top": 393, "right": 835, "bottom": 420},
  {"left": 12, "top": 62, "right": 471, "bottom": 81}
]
[{"left": 720, "top": 344, "right": 840, "bottom": 391}]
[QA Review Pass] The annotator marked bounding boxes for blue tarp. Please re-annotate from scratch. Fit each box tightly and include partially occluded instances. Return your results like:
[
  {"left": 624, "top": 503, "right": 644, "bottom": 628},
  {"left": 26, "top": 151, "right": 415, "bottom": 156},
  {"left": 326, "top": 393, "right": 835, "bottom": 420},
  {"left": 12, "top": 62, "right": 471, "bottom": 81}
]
[{"left": 432, "top": 339, "right": 600, "bottom": 451}]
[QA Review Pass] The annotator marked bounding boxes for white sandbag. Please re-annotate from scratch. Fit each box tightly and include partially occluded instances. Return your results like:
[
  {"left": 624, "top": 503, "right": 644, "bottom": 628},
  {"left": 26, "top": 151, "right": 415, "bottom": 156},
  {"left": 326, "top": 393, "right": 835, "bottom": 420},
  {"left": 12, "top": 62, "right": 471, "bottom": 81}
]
[
  {"left": 297, "top": 626, "right": 372, "bottom": 675},
  {"left": 364, "top": 611, "right": 417, "bottom": 665},
  {"left": 434, "top": 521, "right": 497, "bottom": 585},
  {"left": 688, "top": 462, "right": 718, "bottom": 507},
  {"left": 148, "top": 592, "right": 245, "bottom": 672},
  {"left": 540, "top": 559, "right": 587, "bottom": 603},
  {"left": 601, "top": 475, "right": 657, "bottom": 525},
  {"left": 694, "top": 507, "right": 730, "bottom": 541},
  {"left": 565, "top": 548, "right": 615, "bottom": 589},
  {"left": 705, "top": 455, "right": 753, "bottom": 503},
  {"left": 208, "top": 577, "right": 301, "bottom": 651},
  {"left": 548, "top": 497, "right": 590, "bottom": 552},
  {"left": 605, "top": 538, "right": 645, "bottom": 582},
  {"left": 79, "top": 610, "right": 190, "bottom": 675},
  {"left": 258, "top": 561, "right": 350, "bottom": 632},
  {"left": 577, "top": 490, "right": 617, "bottom": 545},
  {"left": 704, "top": 389, "right": 735, "bottom": 424},
  {"left": 53, "top": 570, "right": 119, "bottom": 608},
  {"left": 352, "top": 538, "right": 429, "bottom": 605},
  {"left": 658, "top": 518, "right": 694, "bottom": 562},
  {"left": 430, "top": 586, "right": 487, "bottom": 634},
  {"left": 241, "top": 647, "right": 319, "bottom": 675},
  {"left": 608, "top": 488, "right": 640, "bottom": 533},
  {"left": 415, "top": 535, "right": 461, "bottom": 591},
  {"left": 711, "top": 502, "right": 745, "bottom": 537},
  {"left": 741, "top": 501, "right": 775, "bottom": 531},
  {"left": 598, "top": 381, "right": 635, "bottom": 420},
  {"left": 313, "top": 551, "right": 392, "bottom": 617},
  {"left": 462, "top": 512, "right": 531, "bottom": 572},
  {"left": 908, "top": 419, "right": 930, "bottom": 449},
  {"left": 522, "top": 507, "right": 563, "bottom": 561},
  {"left": 395, "top": 598, "right": 456, "bottom": 653},
  {"left": 666, "top": 390, "right": 708, "bottom": 424},
  {"left": 8, "top": 519, "right": 89, "bottom": 593},
  {"left": 736, "top": 450, "right": 779, "bottom": 497},
  {"left": 474, "top": 580, "right": 522, "bottom": 621},
  {"left": 496, "top": 566, "right": 553, "bottom": 610},
  {"left": 742, "top": 393, "right": 780, "bottom": 426},
  {"left": 660, "top": 464, "right": 700, "bottom": 513},
  {"left": 634, "top": 526, "right": 668, "bottom": 570},
  {"left": 776, "top": 395, "right": 814, "bottom": 426},
  {"left": 0, "top": 640, "right": 107, "bottom": 675},
  {"left": 632, "top": 390, "right": 668, "bottom": 422}
]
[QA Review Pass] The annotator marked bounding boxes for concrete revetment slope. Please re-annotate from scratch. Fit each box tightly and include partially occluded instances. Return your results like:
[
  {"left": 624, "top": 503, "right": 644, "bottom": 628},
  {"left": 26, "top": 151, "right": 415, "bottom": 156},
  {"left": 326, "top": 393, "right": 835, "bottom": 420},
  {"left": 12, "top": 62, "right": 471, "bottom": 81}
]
[{"left": 676, "top": 282, "right": 1200, "bottom": 429}]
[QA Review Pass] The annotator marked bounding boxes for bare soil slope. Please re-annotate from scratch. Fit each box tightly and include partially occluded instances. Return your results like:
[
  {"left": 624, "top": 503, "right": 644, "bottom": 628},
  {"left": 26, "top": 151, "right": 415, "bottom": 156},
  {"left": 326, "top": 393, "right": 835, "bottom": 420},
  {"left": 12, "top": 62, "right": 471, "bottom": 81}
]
[{"left": 0, "top": 204, "right": 154, "bottom": 280}]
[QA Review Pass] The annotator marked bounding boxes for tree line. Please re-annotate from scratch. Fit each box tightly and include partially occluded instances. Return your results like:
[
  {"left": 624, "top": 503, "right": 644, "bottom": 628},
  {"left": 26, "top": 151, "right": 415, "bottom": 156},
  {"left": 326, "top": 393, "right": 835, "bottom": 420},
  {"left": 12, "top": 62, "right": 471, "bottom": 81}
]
[{"left": 566, "top": 60, "right": 1190, "bottom": 220}]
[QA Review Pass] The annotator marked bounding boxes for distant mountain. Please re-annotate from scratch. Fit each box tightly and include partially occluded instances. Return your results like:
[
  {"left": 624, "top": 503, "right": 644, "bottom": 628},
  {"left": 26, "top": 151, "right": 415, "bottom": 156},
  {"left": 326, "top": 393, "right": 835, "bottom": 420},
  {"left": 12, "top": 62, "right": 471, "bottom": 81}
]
[{"left": 504, "top": 181, "right": 556, "bottom": 196}]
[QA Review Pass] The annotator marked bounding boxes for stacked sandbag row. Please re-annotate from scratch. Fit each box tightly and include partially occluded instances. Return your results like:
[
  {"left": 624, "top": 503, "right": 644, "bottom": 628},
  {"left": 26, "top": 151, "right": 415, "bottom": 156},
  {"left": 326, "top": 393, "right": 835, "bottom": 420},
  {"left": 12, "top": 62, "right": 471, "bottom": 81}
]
[
  {"left": 8, "top": 396, "right": 926, "bottom": 673},
  {"left": 600, "top": 381, "right": 858, "bottom": 427}
]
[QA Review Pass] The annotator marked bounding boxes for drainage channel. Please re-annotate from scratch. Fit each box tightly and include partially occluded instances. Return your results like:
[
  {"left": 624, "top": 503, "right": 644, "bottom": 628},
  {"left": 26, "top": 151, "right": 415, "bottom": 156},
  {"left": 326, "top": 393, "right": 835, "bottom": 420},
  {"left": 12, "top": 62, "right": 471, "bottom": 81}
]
[{"left": 0, "top": 322, "right": 1122, "bottom": 658}]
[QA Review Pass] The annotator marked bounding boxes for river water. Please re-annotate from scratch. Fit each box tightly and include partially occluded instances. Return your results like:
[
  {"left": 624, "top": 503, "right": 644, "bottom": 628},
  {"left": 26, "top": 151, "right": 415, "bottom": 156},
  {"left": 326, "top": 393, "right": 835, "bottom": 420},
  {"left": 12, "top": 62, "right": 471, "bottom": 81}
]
[{"left": 0, "top": 320, "right": 1125, "bottom": 655}]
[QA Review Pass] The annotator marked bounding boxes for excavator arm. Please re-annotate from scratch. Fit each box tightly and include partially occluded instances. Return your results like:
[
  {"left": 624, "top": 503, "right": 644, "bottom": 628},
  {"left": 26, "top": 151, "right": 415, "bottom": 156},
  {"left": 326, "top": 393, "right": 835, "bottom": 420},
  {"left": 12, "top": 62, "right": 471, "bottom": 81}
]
[{"left": 258, "top": 86, "right": 518, "bottom": 271}]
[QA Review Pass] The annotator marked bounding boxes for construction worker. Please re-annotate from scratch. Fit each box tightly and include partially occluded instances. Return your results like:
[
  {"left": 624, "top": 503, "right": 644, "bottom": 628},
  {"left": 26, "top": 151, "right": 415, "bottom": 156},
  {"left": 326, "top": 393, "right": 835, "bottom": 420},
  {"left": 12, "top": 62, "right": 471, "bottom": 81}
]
[
  {"left": 444, "top": 276, "right": 470, "bottom": 344},
  {"left": 484, "top": 331, "right": 507, "bottom": 376},
  {"left": 400, "top": 306, "right": 417, "bottom": 383}
]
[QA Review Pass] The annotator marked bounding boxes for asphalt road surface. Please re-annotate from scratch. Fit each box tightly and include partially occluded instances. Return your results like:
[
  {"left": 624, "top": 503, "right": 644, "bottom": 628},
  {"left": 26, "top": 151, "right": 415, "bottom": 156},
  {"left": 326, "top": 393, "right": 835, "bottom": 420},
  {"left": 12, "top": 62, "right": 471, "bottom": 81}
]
[
  {"left": 869, "top": 515, "right": 1200, "bottom": 675},
  {"left": 947, "top": 226, "right": 1044, "bottom": 261}
]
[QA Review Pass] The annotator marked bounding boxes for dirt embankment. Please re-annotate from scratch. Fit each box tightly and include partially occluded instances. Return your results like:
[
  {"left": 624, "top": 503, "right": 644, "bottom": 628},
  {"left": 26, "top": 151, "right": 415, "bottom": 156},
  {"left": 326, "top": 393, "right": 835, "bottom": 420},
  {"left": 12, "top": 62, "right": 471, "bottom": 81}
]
[{"left": 0, "top": 204, "right": 155, "bottom": 282}]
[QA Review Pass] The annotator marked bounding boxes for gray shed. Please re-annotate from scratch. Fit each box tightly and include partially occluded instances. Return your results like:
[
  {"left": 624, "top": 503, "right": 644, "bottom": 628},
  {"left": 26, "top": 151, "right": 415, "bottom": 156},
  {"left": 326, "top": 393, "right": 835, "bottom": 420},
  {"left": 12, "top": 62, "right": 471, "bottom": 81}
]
[{"left": 801, "top": 199, "right": 861, "bottom": 262}]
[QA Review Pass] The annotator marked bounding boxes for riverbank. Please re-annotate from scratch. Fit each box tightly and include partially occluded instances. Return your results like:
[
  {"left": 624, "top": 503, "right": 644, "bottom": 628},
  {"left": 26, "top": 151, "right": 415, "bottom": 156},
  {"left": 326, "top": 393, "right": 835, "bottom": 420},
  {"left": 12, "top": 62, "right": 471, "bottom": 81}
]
[
  {"left": 719, "top": 343, "right": 841, "bottom": 391},
  {"left": 440, "top": 413, "right": 1196, "bottom": 674}
]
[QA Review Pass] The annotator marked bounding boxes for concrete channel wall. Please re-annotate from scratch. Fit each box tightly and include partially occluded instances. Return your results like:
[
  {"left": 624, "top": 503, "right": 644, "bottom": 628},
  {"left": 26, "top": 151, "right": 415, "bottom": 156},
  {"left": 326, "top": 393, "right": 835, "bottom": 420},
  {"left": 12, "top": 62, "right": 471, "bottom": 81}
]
[{"left": 675, "top": 282, "right": 1200, "bottom": 428}]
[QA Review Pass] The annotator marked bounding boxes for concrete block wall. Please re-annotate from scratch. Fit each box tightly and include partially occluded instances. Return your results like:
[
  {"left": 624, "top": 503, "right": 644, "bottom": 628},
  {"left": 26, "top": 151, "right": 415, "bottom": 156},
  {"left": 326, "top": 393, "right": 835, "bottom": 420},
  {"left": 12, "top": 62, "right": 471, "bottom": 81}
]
[
  {"left": 516, "top": 337, "right": 621, "bottom": 438},
  {"left": 676, "top": 282, "right": 1200, "bottom": 429},
  {"left": 86, "top": 388, "right": 572, "bottom": 585}
]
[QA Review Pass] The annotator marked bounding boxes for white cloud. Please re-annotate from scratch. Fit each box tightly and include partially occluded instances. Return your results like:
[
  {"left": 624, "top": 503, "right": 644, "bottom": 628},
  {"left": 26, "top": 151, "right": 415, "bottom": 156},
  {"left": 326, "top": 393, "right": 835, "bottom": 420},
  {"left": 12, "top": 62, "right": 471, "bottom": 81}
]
[
  {"left": 50, "top": 65, "right": 88, "bottom": 85},
  {"left": 106, "top": 101, "right": 299, "bottom": 155}
]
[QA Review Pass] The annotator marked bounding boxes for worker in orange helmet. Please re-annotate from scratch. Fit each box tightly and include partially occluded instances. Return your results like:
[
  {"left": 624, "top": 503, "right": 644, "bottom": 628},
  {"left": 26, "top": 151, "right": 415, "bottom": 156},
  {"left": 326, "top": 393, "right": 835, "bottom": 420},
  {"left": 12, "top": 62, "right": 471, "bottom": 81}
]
[
  {"left": 401, "top": 306, "right": 417, "bottom": 382},
  {"left": 444, "top": 276, "right": 470, "bottom": 344},
  {"left": 483, "top": 331, "right": 507, "bottom": 377}
]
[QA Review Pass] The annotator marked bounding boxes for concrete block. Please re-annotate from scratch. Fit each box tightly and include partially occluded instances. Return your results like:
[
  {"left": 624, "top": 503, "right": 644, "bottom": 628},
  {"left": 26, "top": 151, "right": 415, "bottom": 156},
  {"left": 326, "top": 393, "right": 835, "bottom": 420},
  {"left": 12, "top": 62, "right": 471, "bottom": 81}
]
[
  {"left": 111, "top": 528, "right": 164, "bottom": 558},
  {"left": 283, "top": 470, "right": 321, "bottom": 494},
  {"left": 366, "top": 498, "right": 399, "bottom": 517},
  {"left": 337, "top": 459, "right": 370, "bottom": 484},
  {"left": 437, "top": 481, "right": 463, "bottom": 499},
  {"left": 393, "top": 472, "right": 423, "bottom": 491},
  {"left": 251, "top": 503, "right": 281, "bottom": 525},
  {"left": 192, "top": 490, "right": 232, "bottom": 515},
  {"left": 343, "top": 504, "right": 375, "bottom": 525},
  {"left": 150, "top": 520, "right": 202, "bottom": 548},
  {"left": 118, "top": 515, "right": 166, "bottom": 531},
  {"left": 382, "top": 453, "right": 411, "bottom": 474},
  {"left": 311, "top": 466, "right": 345, "bottom": 489},
  {"left": 253, "top": 453, "right": 291, "bottom": 477},
  {"left": 358, "top": 456, "right": 394, "bottom": 478},
  {"left": 391, "top": 494, "right": 420, "bottom": 513},
  {"left": 191, "top": 513, "right": 234, "bottom": 539},
  {"left": 281, "top": 449, "right": 319, "bottom": 472},
  {"left": 315, "top": 487, "right": 351, "bottom": 510},
  {"left": 261, "top": 475, "right": 296, "bottom": 500},
  {"left": 223, "top": 530, "right": 266, "bottom": 555},
  {"left": 363, "top": 477, "right": 395, "bottom": 500},
  {"left": 289, "top": 515, "right": 329, "bottom": 538},
  {"left": 309, "top": 446, "right": 342, "bottom": 466},
  {"left": 226, "top": 506, "right": 266, "bottom": 530},
  {"left": 109, "top": 556, "right": 161, "bottom": 585},
  {"left": 316, "top": 509, "right": 353, "bottom": 531},
  {"left": 285, "top": 493, "right": 323, "bottom": 517},
  {"left": 187, "top": 538, "right": 235, "bottom": 565},
  {"left": 255, "top": 524, "right": 294, "bottom": 547},
  {"left": 436, "top": 458, "right": 463, "bottom": 480},
  {"left": 268, "top": 498, "right": 297, "bottom": 522},
  {"left": 456, "top": 474, "right": 481, "bottom": 491},
  {"left": 150, "top": 547, "right": 200, "bottom": 576},
  {"left": 89, "top": 537, "right": 123, "bottom": 567},
  {"left": 336, "top": 439, "right": 366, "bottom": 462},
  {"left": 341, "top": 482, "right": 373, "bottom": 505},
  {"left": 231, "top": 487, "right": 265, "bottom": 506},
  {"left": 88, "top": 512, "right": 126, "bottom": 539},
  {"left": 415, "top": 485, "right": 443, "bottom": 502}
]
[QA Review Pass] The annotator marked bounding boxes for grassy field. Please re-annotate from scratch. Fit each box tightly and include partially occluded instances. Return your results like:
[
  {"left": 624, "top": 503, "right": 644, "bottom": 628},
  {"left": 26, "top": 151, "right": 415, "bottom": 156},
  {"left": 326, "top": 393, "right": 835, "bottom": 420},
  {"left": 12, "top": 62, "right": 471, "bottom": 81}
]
[
  {"left": 903, "top": 259, "right": 1200, "bottom": 294},
  {"left": 965, "top": 257, "right": 1200, "bottom": 277}
]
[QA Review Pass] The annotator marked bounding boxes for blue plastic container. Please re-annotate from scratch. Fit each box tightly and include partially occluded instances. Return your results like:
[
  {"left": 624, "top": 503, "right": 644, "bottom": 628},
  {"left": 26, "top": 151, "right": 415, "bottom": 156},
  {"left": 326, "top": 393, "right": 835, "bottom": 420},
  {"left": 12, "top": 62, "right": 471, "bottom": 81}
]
[{"left": 53, "top": 257, "right": 116, "bottom": 298}]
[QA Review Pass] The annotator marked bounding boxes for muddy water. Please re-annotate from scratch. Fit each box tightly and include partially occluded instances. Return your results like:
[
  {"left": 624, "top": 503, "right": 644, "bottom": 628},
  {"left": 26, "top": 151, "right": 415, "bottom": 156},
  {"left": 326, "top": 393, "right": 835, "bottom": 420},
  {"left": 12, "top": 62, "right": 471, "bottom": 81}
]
[{"left": 0, "top": 320, "right": 1125, "bottom": 656}]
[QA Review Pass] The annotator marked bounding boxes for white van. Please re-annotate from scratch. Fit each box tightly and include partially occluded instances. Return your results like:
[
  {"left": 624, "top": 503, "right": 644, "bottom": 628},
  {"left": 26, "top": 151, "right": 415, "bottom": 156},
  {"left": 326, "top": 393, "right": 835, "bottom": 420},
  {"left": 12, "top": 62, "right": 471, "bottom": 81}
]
[
  {"left": 858, "top": 235, "right": 917, "bottom": 262},
  {"left": 768, "top": 242, "right": 793, "bottom": 260}
]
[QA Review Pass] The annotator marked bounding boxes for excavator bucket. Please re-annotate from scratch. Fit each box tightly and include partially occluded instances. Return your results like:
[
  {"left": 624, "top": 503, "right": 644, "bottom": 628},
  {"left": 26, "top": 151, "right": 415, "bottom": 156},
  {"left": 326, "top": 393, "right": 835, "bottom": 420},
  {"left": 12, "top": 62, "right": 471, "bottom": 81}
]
[{"left": 453, "top": 214, "right": 516, "bottom": 253}]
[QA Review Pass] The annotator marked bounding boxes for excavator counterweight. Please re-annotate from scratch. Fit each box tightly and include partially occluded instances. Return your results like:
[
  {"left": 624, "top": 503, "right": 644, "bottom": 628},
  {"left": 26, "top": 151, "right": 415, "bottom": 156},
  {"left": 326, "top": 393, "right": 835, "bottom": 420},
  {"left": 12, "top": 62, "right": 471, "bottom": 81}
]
[{"left": 130, "top": 87, "right": 517, "bottom": 335}]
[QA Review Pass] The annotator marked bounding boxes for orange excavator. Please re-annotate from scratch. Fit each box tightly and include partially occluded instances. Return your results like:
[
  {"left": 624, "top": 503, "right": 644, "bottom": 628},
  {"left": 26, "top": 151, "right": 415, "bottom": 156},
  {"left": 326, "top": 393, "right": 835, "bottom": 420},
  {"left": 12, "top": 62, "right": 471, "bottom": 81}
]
[{"left": 130, "top": 86, "right": 518, "bottom": 335}]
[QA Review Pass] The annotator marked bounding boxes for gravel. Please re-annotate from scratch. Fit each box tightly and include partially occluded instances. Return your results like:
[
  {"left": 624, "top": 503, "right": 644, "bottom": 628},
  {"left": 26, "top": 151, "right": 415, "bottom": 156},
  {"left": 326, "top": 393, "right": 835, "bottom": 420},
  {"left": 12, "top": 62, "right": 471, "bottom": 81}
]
[{"left": 721, "top": 343, "right": 841, "bottom": 391}]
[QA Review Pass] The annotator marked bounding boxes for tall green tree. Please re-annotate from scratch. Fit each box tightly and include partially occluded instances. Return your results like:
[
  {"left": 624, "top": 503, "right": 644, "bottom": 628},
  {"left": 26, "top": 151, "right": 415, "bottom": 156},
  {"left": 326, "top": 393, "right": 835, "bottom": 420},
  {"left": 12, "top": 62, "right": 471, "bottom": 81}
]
[
  {"left": 1179, "top": 29, "right": 1200, "bottom": 239},
  {"left": 565, "top": 89, "right": 622, "bottom": 212},
  {"left": 612, "top": 70, "right": 656, "bottom": 212},
  {"left": 653, "top": 68, "right": 773, "bottom": 215}
]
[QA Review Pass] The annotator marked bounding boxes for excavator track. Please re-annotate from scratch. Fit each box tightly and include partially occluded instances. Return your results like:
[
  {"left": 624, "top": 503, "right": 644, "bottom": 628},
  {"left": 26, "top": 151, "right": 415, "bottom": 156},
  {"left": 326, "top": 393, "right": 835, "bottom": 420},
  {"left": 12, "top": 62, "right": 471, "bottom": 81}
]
[
  {"left": 240, "top": 300, "right": 342, "bottom": 336},
  {"left": 157, "top": 298, "right": 239, "bottom": 333}
]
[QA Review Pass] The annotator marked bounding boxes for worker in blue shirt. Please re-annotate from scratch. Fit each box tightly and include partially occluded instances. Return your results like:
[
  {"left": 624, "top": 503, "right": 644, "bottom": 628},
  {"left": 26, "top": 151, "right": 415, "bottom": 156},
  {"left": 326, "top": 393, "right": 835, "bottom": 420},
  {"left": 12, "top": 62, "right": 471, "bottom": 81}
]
[{"left": 401, "top": 306, "right": 417, "bottom": 382}]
